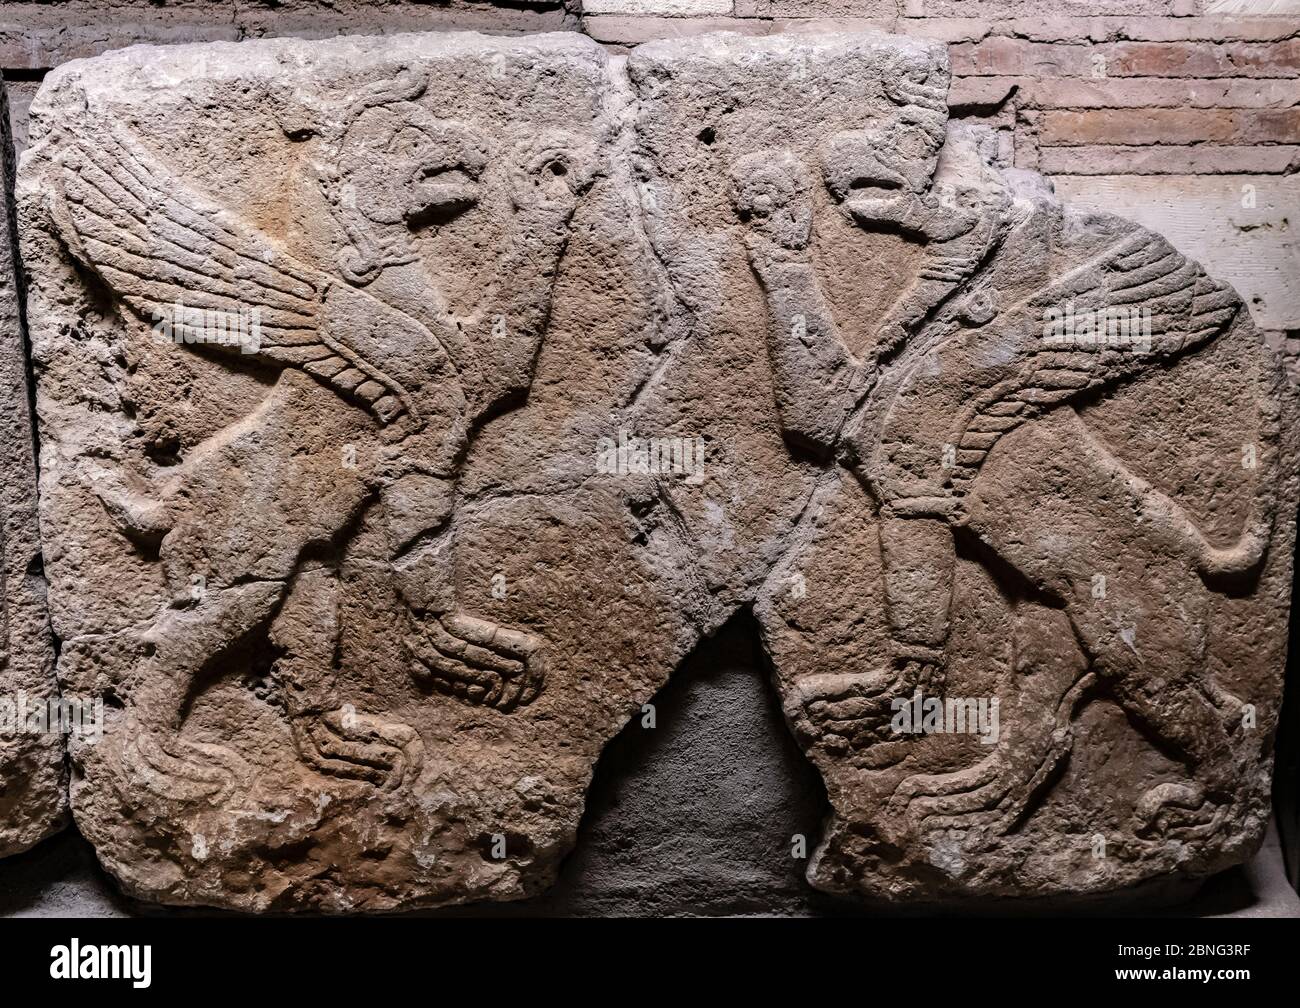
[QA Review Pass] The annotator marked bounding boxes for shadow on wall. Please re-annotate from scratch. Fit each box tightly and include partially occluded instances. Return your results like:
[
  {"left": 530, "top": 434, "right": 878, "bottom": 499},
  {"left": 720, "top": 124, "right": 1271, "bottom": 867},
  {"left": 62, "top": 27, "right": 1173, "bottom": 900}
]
[{"left": 522, "top": 609, "right": 838, "bottom": 917}]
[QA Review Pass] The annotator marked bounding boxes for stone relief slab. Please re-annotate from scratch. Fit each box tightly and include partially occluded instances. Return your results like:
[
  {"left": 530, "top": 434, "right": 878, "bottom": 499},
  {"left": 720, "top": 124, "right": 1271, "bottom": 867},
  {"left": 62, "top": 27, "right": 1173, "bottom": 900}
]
[
  {"left": 0, "top": 77, "right": 66, "bottom": 857},
  {"left": 16, "top": 29, "right": 1297, "bottom": 910},
  {"left": 19, "top": 30, "right": 707, "bottom": 911},
  {"left": 628, "top": 34, "right": 1295, "bottom": 903}
]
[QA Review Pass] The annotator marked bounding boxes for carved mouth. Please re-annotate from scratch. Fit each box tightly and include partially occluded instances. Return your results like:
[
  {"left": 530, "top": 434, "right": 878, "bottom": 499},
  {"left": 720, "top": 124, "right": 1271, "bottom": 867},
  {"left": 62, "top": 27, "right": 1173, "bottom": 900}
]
[
  {"left": 848, "top": 172, "right": 904, "bottom": 193},
  {"left": 407, "top": 165, "right": 480, "bottom": 225},
  {"left": 843, "top": 171, "right": 910, "bottom": 223},
  {"left": 827, "top": 155, "right": 909, "bottom": 224}
]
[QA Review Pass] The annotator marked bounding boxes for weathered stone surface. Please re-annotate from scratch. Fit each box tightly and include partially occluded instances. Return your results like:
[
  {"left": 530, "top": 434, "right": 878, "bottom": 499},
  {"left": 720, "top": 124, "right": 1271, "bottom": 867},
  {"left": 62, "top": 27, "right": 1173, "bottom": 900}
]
[
  {"left": 630, "top": 31, "right": 1297, "bottom": 903},
  {"left": 0, "top": 76, "right": 66, "bottom": 857},
  {"left": 0, "top": 1, "right": 573, "bottom": 71},
  {"left": 16, "top": 28, "right": 1297, "bottom": 911}
]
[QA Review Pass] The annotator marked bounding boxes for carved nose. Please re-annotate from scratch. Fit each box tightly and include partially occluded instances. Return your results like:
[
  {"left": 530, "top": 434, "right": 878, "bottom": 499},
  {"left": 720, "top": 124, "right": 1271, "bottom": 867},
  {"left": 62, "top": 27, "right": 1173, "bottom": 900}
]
[{"left": 820, "top": 131, "right": 905, "bottom": 202}]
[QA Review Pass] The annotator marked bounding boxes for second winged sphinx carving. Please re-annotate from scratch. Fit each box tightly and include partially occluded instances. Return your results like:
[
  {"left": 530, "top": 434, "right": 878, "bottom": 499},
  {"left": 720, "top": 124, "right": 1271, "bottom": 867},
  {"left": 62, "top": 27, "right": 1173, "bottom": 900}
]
[{"left": 733, "top": 88, "right": 1281, "bottom": 847}]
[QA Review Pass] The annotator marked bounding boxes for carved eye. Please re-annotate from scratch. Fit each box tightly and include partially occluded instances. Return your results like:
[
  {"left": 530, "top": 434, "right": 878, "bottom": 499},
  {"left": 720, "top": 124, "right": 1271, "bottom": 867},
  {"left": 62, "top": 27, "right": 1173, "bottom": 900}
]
[
  {"left": 958, "top": 290, "right": 998, "bottom": 326},
  {"left": 528, "top": 149, "right": 572, "bottom": 180}
]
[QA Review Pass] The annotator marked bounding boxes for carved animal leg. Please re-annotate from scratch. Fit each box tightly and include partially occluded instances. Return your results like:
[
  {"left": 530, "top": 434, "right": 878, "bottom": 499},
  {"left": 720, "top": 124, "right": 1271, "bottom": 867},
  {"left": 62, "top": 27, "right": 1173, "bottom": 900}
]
[
  {"left": 119, "top": 581, "right": 284, "bottom": 806},
  {"left": 273, "top": 566, "right": 424, "bottom": 791},
  {"left": 1061, "top": 591, "right": 1240, "bottom": 838},
  {"left": 791, "top": 515, "right": 953, "bottom": 768},
  {"left": 879, "top": 514, "right": 954, "bottom": 694},
  {"left": 959, "top": 408, "right": 1246, "bottom": 841},
  {"left": 407, "top": 613, "right": 546, "bottom": 712},
  {"left": 885, "top": 670, "right": 1093, "bottom": 838}
]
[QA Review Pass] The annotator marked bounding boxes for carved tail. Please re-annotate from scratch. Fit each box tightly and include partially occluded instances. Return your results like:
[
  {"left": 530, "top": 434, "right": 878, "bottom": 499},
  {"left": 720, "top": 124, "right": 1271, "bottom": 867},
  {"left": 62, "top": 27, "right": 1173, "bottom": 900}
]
[
  {"left": 1074, "top": 348, "right": 1283, "bottom": 581},
  {"left": 1191, "top": 352, "right": 1283, "bottom": 578}
]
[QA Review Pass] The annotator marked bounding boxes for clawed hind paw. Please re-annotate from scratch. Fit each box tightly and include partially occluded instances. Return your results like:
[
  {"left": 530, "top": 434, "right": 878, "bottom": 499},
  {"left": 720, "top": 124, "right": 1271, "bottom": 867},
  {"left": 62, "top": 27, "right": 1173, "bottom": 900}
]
[
  {"left": 120, "top": 719, "right": 249, "bottom": 807},
  {"left": 292, "top": 707, "right": 424, "bottom": 792},
  {"left": 407, "top": 612, "right": 546, "bottom": 712},
  {"left": 1134, "top": 781, "right": 1225, "bottom": 841}
]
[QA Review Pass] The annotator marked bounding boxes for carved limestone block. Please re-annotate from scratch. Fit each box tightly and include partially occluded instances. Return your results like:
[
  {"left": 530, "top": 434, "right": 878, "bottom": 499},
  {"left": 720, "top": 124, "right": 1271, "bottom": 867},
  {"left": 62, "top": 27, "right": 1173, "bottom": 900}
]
[
  {"left": 16, "top": 29, "right": 1297, "bottom": 910},
  {"left": 19, "top": 31, "right": 709, "bottom": 911},
  {"left": 0, "top": 76, "right": 66, "bottom": 857},
  {"left": 628, "top": 33, "right": 1297, "bottom": 904}
]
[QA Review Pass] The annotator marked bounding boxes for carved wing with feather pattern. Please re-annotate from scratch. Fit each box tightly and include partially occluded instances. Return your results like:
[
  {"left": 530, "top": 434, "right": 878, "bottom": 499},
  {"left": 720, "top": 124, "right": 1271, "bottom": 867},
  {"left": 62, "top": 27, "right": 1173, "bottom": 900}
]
[{"left": 47, "top": 123, "right": 467, "bottom": 434}]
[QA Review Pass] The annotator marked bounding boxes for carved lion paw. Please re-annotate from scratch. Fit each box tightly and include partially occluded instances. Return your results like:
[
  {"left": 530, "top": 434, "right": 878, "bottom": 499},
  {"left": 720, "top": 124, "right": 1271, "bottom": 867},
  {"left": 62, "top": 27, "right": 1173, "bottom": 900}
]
[
  {"left": 792, "top": 668, "right": 915, "bottom": 769},
  {"left": 291, "top": 707, "right": 425, "bottom": 792},
  {"left": 407, "top": 613, "right": 546, "bottom": 712},
  {"left": 1133, "top": 782, "right": 1226, "bottom": 842},
  {"left": 118, "top": 715, "right": 250, "bottom": 808}
]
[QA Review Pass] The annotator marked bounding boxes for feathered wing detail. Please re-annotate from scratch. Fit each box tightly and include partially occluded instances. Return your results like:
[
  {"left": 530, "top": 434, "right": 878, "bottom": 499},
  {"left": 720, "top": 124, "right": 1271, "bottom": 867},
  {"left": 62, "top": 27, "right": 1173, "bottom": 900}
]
[
  {"left": 948, "top": 228, "right": 1240, "bottom": 493},
  {"left": 47, "top": 122, "right": 430, "bottom": 428}
]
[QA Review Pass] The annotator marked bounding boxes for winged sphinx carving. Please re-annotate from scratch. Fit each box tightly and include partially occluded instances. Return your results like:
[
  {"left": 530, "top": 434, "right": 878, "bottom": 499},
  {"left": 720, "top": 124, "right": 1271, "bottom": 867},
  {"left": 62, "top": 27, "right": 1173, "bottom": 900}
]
[
  {"left": 734, "top": 93, "right": 1281, "bottom": 848},
  {"left": 45, "top": 70, "right": 595, "bottom": 802}
]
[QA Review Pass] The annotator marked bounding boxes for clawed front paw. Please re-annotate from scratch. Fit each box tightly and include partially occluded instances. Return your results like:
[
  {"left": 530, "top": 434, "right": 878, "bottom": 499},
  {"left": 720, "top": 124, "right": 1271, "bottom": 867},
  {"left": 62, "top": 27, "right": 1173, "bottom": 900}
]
[
  {"left": 407, "top": 612, "right": 546, "bottom": 712},
  {"left": 793, "top": 668, "right": 916, "bottom": 769},
  {"left": 793, "top": 649, "right": 946, "bottom": 769}
]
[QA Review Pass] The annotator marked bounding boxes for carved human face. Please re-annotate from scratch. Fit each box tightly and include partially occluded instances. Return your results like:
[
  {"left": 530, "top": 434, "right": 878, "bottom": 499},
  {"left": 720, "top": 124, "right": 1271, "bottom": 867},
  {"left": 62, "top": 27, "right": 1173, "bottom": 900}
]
[
  {"left": 340, "top": 104, "right": 490, "bottom": 228},
  {"left": 818, "top": 49, "right": 949, "bottom": 230},
  {"left": 729, "top": 149, "right": 814, "bottom": 250},
  {"left": 820, "top": 120, "right": 943, "bottom": 223}
]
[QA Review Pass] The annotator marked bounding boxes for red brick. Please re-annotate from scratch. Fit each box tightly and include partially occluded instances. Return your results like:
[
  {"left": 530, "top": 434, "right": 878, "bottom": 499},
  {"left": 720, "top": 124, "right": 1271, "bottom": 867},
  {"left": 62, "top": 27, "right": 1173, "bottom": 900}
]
[
  {"left": 1041, "top": 108, "right": 1300, "bottom": 145},
  {"left": 948, "top": 76, "right": 1020, "bottom": 107},
  {"left": 951, "top": 36, "right": 1300, "bottom": 78},
  {"left": 1111, "top": 40, "right": 1300, "bottom": 78},
  {"left": 583, "top": 0, "right": 733, "bottom": 15},
  {"left": 993, "top": 16, "right": 1300, "bottom": 43},
  {"left": 583, "top": 13, "right": 767, "bottom": 46},
  {"left": 771, "top": 17, "right": 901, "bottom": 35},
  {"left": 898, "top": 17, "right": 992, "bottom": 43},
  {"left": 1038, "top": 143, "right": 1299, "bottom": 174},
  {"left": 736, "top": 0, "right": 896, "bottom": 15},
  {"left": 1042, "top": 108, "right": 1233, "bottom": 145},
  {"left": 923, "top": 0, "right": 1175, "bottom": 13},
  {"left": 1027, "top": 76, "right": 1300, "bottom": 108}
]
